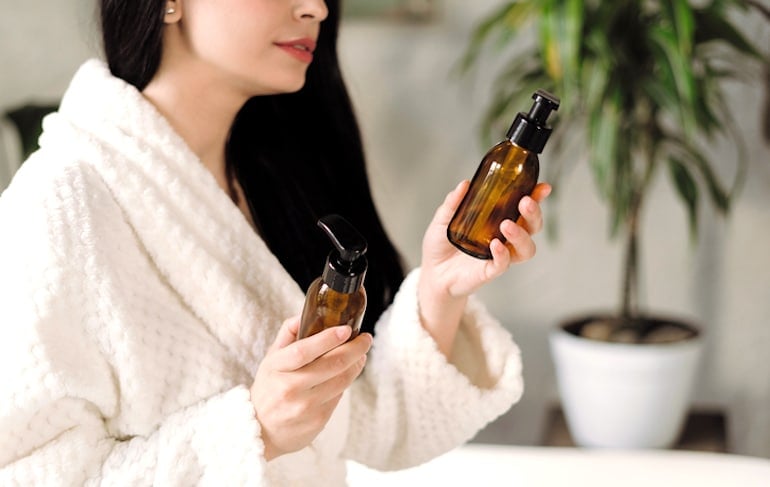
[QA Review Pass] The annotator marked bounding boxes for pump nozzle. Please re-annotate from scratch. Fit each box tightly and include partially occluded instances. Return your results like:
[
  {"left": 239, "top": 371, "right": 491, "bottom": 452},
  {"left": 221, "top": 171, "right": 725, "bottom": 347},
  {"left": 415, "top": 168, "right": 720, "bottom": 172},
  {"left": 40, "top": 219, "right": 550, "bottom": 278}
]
[
  {"left": 318, "top": 214, "right": 368, "bottom": 293},
  {"left": 528, "top": 89, "right": 560, "bottom": 124},
  {"left": 506, "top": 89, "right": 561, "bottom": 154},
  {"left": 318, "top": 215, "right": 367, "bottom": 263}
]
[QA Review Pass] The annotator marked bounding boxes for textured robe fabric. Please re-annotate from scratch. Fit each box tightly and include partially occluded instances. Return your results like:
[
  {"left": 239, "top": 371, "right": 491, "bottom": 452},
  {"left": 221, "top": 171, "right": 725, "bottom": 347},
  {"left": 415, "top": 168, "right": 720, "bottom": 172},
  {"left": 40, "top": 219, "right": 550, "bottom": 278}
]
[{"left": 0, "top": 60, "right": 524, "bottom": 486}]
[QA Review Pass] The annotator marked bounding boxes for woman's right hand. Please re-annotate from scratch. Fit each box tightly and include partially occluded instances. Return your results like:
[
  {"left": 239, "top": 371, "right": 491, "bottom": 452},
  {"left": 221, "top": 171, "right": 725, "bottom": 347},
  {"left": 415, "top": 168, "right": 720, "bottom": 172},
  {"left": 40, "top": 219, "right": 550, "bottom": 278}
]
[{"left": 250, "top": 317, "right": 372, "bottom": 461}]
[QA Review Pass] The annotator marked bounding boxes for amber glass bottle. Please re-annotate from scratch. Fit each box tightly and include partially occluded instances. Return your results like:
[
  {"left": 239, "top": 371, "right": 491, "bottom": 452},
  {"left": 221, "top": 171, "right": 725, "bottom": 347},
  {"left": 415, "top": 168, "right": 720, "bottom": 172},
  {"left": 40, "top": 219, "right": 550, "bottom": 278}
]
[
  {"left": 447, "top": 90, "right": 560, "bottom": 259},
  {"left": 297, "top": 215, "right": 368, "bottom": 340}
]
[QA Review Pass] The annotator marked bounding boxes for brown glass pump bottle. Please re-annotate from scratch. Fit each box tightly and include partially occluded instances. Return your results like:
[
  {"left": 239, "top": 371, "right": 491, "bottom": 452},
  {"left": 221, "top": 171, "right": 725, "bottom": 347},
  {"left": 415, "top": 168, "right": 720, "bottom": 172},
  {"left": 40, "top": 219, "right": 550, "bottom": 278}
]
[
  {"left": 447, "top": 89, "right": 560, "bottom": 259},
  {"left": 297, "top": 214, "right": 368, "bottom": 340}
]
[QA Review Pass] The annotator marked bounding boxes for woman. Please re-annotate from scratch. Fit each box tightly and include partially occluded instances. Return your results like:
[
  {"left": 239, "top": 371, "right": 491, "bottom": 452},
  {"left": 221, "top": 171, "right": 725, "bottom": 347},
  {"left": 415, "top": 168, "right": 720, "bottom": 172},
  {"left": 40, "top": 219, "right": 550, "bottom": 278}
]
[{"left": 0, "top": 0, "right": 550, "bottom": 484}]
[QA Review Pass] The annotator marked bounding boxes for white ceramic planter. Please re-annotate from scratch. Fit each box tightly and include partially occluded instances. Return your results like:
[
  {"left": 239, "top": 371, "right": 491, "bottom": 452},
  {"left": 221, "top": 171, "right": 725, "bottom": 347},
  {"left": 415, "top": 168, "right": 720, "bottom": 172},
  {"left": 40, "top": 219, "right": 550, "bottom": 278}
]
[{"left": 549, "top": 319, "right": 703, "bottom": 449}]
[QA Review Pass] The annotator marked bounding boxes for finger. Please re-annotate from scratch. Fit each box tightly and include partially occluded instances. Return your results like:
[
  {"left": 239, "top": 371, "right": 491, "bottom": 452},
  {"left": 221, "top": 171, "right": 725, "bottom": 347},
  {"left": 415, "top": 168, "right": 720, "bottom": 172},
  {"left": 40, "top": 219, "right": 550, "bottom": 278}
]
[
  {"left": 303, "top": 332, "right": 372, "bottom": 384},
  {"left": 432, "top": 180, "right": 469, "bottom": 226},
  {"left": 488, "top": 238, "right": 512, "bottom": 278},
  {"left": 530, "top": 182, "right": 552, "bottom": 202},
  {"left": 322, "top": 392, "right": 345, "bottom": 412},
  {"left": 277, "top": 325, "right": 354, "bottom": 371},
  {"left": 313, "top": 353, "right": 368, "bottom": 405},
  {"left": 501, "top": 219, "right": 536, "bottom": 262},
  {"left": 269, "top": 316, "right": 302, "bottom": 352},
  {"left": 517, "top": 196, "right": 544, "bottom": 235}
]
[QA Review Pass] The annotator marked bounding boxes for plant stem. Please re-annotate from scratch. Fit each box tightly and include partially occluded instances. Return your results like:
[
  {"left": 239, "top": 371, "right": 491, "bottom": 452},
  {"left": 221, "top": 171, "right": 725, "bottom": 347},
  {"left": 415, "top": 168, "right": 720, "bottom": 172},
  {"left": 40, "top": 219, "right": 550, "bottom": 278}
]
[
  {"left": 621, "top": 193, "right": 640, "bottom": 321},
  {"left": 621, "top": 123, "right": 659, "bottom": 323}
]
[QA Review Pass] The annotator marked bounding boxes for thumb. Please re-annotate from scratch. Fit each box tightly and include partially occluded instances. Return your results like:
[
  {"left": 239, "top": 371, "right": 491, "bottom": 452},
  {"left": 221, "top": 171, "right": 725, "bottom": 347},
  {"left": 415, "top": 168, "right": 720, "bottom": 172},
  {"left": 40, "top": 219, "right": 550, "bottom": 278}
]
[
  {"left": 433, "top": 180, "right": 469, "bottom": 226},
  {"left": 270, "top": 316, "right": 301, "bottom": 352}
]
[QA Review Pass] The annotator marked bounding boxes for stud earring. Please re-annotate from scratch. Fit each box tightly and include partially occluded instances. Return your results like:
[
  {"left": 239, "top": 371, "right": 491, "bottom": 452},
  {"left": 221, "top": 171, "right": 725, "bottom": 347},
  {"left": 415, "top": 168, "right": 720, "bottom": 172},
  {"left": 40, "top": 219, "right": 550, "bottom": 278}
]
[{"left": 166, "top": 7, "right": 176, "bottom": 14}]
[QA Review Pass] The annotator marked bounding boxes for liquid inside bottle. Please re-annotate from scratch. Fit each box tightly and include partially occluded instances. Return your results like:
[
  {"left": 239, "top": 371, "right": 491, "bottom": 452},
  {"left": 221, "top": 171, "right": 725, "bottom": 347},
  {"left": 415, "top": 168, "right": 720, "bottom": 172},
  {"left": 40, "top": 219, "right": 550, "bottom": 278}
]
[
  {"left": 448, "top": 141, "right": 539, "bottom": 259},
  {"left": 447, "top": 89, "right": 559, "bottom": 260},
  {"left": 298, "top": 280, "right": 367, "bottom": 339}
]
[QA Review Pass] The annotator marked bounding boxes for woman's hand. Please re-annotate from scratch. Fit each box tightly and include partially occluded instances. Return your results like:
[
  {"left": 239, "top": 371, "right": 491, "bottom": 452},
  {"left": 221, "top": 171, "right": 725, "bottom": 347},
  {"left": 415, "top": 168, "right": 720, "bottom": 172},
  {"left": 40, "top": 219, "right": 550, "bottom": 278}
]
[
  {"left": 250, "top": 317, "right": 372, "bottom": 461},
  {"left": 417, "top": 180, "right": 551, "bottom": 355},
  {"left": 422, "top": 180, "right": 551, "bottom": 297}
]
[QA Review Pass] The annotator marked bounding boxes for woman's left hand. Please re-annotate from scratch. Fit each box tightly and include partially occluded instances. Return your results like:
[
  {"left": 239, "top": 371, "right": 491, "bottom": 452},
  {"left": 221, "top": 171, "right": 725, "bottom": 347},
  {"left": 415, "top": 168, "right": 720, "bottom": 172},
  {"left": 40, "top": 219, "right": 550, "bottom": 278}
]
[
  {"left": 416, "top": 180, "right": 551, "bottom": 356},
  {"left": 420, "top": 179, "right": 551, "bottom": 298}
]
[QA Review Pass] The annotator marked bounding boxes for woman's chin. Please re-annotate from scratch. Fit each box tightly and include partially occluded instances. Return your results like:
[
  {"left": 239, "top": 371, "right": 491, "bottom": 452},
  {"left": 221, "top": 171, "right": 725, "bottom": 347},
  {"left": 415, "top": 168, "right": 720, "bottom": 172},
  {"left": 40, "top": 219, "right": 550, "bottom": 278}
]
[
  {"left": 253, "top": 78, "right": 307, "bottom": 96},
  {"left": 282, "top": 76, "right": 308, "bottom": 94}
]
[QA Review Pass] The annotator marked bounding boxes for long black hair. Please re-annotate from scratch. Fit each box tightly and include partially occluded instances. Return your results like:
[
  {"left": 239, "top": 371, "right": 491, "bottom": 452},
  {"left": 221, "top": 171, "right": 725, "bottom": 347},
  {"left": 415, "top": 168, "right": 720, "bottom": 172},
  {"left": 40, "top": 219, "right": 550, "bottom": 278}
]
[{"left": 100, "top": 0, "right": 405, "bottom": 334}]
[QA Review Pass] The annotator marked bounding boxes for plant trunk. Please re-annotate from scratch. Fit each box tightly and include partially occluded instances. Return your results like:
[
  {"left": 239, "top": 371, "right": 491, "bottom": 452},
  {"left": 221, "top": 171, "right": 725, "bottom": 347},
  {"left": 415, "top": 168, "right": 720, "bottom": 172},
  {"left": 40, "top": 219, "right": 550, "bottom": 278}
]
[
  {"left": 622, "top": 129, "right": 658, "bottom": 324},
  {"left": 621, "top": 193, "right": 640, "bottom": 321}
]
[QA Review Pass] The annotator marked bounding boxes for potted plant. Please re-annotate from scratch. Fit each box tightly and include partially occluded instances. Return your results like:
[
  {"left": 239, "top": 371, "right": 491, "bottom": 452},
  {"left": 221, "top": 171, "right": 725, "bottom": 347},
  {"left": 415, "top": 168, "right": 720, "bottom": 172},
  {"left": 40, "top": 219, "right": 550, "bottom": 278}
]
[{"left": 457, "top": 0, "right": 769, "bottom": 448}]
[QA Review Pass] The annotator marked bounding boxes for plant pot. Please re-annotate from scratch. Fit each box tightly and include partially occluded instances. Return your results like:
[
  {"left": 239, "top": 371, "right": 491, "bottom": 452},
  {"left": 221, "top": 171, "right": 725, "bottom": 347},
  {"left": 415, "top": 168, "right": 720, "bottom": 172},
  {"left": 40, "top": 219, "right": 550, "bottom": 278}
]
[{"left": 549, "top": 315, "right": 703, "bottom": 449}]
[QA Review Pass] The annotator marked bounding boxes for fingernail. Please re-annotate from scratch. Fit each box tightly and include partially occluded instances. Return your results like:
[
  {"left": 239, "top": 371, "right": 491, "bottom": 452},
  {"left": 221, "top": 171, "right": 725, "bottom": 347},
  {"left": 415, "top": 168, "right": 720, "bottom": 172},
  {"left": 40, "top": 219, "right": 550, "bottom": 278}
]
[
  {"left": 336, "top": 326, "right": 351, "bottom": 340},
  {"left": 521, "top": 197, "right": 535, "bottom": 212}
]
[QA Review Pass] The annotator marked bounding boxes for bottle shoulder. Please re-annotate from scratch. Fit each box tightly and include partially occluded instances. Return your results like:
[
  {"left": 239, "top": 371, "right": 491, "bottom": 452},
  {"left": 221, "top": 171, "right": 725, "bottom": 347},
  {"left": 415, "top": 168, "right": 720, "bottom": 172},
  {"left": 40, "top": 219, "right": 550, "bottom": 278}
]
[{"left": 483, "top": 140, "right": 539, "bottom": 167}]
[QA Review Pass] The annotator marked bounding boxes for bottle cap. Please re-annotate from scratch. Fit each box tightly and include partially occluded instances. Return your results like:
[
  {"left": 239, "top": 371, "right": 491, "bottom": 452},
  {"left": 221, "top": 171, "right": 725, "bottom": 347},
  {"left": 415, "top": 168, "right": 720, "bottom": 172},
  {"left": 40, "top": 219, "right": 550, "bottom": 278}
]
[
  {"left": 506, "top": 89, "right": 560, "bottom": 153},
  {"left": 318, "top": 214, "right": 368, "bottom": 294}
]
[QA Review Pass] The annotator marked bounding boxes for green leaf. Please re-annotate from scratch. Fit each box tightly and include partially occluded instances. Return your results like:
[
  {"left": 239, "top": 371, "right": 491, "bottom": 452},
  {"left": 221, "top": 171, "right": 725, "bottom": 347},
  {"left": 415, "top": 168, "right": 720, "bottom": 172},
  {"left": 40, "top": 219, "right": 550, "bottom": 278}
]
[
  {"left": 545, "top": 0, "right": 583, "bottom": 113},
  {"left": 666, "top": 0, "right": 695, "bottom": 56},
  {"left": 672, "top": 138, "right": 731, "bottom": 213},
  {"left": 502, "top": 0, "right": 540, "bottom": 28},
  {"left": 690, "top": 70, "right": 724, "bottom": 137},
  {"left": 650, "top": 25, "right": 698, "bottom": 136},
  {"left": 610, "top": 138, "right": 636, "bottom": 238},
  {"left": 538, "top": 1, "right": 558, "bottom": 80},
  {"left": 667, "top": 157, "right": 699, "bottom": 238},
  {"left": 456, "top": 1, "right": 540, "bottom": 75},
  {"left": 580, "top": 58, "right": 608, "bottom": 115},
  {"left": 481, "top": 59, "right": 551, "bottom": 144},
  {"left": 588, "top": 92, "right": 621, "bottom": 203},
  {"left": 693, "top": 8, "right": 768, "bottom": 61}
]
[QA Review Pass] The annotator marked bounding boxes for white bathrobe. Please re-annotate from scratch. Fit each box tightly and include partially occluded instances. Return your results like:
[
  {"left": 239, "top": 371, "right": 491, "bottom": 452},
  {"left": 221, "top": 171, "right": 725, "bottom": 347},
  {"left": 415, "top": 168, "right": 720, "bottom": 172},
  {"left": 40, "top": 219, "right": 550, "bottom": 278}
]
[{"left": 0, "top": 60, "right": 523, "bottom": 486}]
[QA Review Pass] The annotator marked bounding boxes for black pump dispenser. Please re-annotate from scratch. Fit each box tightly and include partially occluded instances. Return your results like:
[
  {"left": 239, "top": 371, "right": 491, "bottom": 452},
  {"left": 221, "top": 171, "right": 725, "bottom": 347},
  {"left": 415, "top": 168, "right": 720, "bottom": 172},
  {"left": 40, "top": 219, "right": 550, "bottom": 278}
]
[
  {"left": 506, "top": 89, "right": 560, "bottom": 153},
  {"left": 319, "top": 215, "right": 368, "bottom": 294},
  {"left": 297, "top": 214, "right": 369, "bottom": 340}
]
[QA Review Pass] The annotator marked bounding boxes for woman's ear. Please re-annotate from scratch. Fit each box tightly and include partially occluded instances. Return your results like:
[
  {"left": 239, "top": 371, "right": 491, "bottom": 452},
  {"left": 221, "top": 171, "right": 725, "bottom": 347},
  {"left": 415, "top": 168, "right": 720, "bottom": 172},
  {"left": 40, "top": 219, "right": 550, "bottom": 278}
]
[{"left": 164, "top": 1, "right": 182, "bottom": 23}]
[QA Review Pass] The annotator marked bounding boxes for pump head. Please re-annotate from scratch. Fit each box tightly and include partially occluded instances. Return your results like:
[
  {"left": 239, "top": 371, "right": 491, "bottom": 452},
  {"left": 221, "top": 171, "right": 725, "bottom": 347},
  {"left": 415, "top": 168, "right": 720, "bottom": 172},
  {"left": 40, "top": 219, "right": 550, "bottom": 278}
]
[
  {"left": 318, "top": 214, "right": 368, "bottom": 293},
  {"left": 528, "top": 89, "right": 560, "bottom": 124},
  {"left": 506, "top": 89, "right": 561, "bottom": 154}
]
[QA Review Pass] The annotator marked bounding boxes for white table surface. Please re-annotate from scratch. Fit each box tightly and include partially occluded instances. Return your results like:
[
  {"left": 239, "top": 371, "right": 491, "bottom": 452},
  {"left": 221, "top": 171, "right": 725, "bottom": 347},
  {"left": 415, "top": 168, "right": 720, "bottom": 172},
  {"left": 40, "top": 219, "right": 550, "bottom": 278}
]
[{"left": 346, "top": 443, "right": 770, "bottom": 486}]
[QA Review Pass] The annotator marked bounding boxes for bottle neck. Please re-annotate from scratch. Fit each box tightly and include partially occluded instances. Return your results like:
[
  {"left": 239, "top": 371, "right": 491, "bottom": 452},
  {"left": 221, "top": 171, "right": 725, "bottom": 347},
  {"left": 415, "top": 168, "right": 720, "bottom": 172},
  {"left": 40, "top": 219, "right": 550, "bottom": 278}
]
[
  {"left": 322, "top": 258, "right": 367, "bottom": 294},
  {"left": 507, "top": 113, "right": 552, "bottom": 153}
]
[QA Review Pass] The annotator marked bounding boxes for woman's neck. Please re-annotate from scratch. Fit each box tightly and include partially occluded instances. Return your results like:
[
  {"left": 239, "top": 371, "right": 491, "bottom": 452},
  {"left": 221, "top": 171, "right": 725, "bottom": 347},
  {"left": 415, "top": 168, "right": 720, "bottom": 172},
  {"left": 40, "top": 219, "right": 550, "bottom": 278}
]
[
  {"left": 142, "top": 60, "right": 257, "bottom": 230},
  {"left": 142, "top": 66, "right": 244, "bottom": 182}
]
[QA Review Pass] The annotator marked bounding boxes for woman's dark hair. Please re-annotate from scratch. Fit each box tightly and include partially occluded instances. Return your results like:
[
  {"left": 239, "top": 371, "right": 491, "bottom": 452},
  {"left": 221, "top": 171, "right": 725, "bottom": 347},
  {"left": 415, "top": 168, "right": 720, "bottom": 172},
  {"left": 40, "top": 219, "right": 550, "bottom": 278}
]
[
  {"left": 100, "top": 0, "right": 405, "bottom": 334},
  {"left": 101, "top": 0, "right": 166, "bottom": 90}
]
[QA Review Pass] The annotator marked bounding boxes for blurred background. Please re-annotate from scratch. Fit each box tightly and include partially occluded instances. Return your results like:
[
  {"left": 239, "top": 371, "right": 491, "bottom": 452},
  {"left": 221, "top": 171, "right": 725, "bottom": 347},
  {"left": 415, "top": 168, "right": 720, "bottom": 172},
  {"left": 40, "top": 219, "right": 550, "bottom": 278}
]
[{"left": 1, "top": 0, "right": 768, "bottom": 458}]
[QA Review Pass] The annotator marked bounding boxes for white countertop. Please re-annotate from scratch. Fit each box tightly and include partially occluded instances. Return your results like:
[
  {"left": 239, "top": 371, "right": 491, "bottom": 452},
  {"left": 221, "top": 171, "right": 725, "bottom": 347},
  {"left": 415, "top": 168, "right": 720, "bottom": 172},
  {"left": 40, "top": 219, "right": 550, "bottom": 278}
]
[{"left": 347, "top": 443, "right": 770, "bottom": 486}]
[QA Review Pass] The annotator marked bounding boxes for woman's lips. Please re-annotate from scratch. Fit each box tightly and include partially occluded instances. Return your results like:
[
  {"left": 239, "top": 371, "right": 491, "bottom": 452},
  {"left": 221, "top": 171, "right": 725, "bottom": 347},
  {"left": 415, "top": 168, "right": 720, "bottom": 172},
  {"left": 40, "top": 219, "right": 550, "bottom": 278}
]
[{"left": 275, "top": 38, "right": 317, "bottom": 63}]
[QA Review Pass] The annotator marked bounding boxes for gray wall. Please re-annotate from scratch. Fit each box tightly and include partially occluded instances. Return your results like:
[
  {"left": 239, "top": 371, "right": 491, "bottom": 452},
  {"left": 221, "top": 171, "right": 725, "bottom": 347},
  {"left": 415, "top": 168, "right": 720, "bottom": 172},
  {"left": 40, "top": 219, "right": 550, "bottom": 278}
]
[
  {"left": 2, "top": 0, "right": 769, "bottom": 455},
  {"left": 0, "top": 0, "right": 98, "bottom": 108},
  {"left": 338, "top": 1, "right": 770, "bottom": 454}
]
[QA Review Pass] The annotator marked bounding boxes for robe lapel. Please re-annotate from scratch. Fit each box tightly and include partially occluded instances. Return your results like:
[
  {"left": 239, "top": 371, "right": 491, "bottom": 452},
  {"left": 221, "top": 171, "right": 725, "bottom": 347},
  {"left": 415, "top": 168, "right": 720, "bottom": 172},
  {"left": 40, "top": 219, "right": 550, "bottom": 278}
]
[{"left": 47, "top": 60, "right": 305, "bottom": 375}]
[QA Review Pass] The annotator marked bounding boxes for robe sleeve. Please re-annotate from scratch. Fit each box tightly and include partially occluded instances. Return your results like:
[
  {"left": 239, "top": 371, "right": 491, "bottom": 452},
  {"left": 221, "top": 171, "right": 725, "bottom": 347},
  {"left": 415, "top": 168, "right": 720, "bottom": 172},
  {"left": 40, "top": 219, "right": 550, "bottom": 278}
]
[
  {"left": 344, "top": 268, "right": 524, "bottom": 470},
  {"left": 0, "top": 381, "right": 267, "bottom": 486},
  {"left": 0, "top": 161, "right": 270, "bottom": 486}
]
